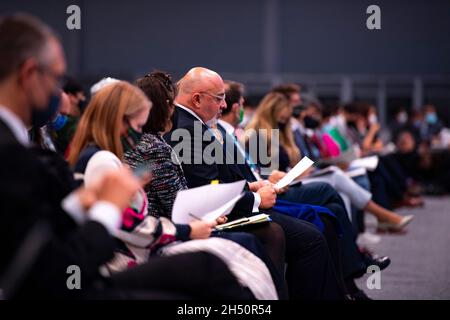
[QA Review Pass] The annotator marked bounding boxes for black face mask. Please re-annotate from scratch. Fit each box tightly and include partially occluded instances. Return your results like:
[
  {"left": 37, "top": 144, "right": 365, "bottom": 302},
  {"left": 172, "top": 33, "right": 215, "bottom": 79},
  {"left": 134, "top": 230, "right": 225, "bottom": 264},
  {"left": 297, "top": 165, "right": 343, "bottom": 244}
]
[
  {"left": 303, "top": 116, "right": 320, "bottom": 129},
  {"left": 277, "top": 122, "right": 287, "bottom": 130},
  {"left": 78, "top": 99, "right": 87, "bottom": 112},
  {"left": 121, "top": 126, "right": 143, "bottom": 153},
  {"left": 346, "top": 120, "right": 357, "bottom": 129},
  {"left": 31, "top": 92, "right": 61, "bottom": 128},
  {"left": 292, "top": 105, "right": 303, "bottom": 118}
]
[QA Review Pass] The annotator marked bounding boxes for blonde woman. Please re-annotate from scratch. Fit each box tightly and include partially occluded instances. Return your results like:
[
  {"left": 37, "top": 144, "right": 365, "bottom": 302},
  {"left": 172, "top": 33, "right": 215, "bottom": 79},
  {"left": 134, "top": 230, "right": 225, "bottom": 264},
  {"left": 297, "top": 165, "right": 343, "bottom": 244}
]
[{"left": 244, "top": 92, "right": 300, "bottom": 172}]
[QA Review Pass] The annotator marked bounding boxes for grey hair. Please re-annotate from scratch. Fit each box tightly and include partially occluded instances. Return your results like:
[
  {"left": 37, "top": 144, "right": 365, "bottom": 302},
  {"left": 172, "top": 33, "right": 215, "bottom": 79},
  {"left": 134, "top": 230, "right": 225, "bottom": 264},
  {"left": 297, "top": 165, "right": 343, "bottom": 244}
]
[{"left": 0, "top": 13, "right": 56, "bottom": 81}]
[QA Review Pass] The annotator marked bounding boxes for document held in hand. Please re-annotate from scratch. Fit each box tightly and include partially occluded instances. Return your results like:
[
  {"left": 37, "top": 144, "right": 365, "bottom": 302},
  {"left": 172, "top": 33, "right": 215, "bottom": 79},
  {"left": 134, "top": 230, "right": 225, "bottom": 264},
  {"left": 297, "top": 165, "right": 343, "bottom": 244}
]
[
  {"left": 171, "top": 180, "right": 246, "bottom": 224},
  {"left": 350, "top": 156, "right": 379, "bottom": 171},
  {"left": 274, "top": 156, "right": 314, "bottom": 189},
  {"left": 215, "top": 213, "right": 272, "bottom": 231}
]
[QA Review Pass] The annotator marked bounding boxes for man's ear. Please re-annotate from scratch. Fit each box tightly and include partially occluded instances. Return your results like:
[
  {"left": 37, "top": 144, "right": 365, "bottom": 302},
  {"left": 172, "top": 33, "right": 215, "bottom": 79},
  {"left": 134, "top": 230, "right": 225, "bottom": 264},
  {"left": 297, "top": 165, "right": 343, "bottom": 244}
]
[
  {"left": 191, "top": 93, "right": 201, "bottom": 109},
  {"left": 231, "top": 102, "right": 240, "bottom": 116},
  {"left": 18, "top": 58, "right": 38, "bottom": 88}
]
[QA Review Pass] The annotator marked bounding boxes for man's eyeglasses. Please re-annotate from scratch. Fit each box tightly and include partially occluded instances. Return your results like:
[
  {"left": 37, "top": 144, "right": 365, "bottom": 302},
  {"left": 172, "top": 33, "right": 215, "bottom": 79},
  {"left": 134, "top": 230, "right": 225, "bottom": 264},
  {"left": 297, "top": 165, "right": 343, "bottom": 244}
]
[
  {"left": 37, "top": 65, "right": 65, "bottom": 88},
  {"left": 199, "top": 91, "right": 226, "bottom": 103}
]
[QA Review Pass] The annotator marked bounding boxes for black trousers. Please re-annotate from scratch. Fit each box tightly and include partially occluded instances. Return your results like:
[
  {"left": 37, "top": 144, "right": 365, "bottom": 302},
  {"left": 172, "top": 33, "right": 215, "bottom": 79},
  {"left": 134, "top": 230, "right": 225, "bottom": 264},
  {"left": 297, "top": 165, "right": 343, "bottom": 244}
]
[
  {"left": 279, "top": 182, "right": 366, "bottom": 279},
  {"left": 105, "top": 252, "right": 255, "bottom": 300},
  {"left": 321, "top": 214, "right": 347, "bottom": 295},
  {"left": 232, "top": 211, "right": 343, "bottom": 299},
  {"left": 214, "top": 227, "right": 288, "bottom": 300},
  {"left": 369, "top": 157, "right": 407, "bottom": 209},
  {"left": 268, "top": 212, "right": 344, "bottom": 300}
]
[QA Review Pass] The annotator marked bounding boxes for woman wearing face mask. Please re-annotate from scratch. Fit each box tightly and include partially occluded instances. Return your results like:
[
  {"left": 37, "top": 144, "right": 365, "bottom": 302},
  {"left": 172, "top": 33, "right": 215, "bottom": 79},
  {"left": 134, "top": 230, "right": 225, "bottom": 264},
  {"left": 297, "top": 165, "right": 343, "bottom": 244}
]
[
  {"left": 301, "top": 102, "right": 336, "bottom": 160},
  {"left": 67, "top": 81, "right": 278, "bottom": 300},
  {"left": 244, "top": 92, "right": 300, "bottom": 172},
  {"left": 358, "top": 106, "right": 384, "bottom": 156}
]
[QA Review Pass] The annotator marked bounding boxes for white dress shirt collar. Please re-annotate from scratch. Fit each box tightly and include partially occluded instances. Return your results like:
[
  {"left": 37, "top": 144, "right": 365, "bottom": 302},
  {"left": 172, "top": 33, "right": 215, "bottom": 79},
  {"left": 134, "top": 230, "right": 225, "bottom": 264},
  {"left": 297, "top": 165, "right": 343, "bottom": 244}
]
[
  {"left": 175, "top": 103, "right": 205, "bottom": 125},
  {"left": 0, "top": 106, "right": 29, "bottom": 145},
  {"left": 217, "top": 119, "right": 236, "bottom": 136},
  {"left": 291, "top": 117, "right": 305, "bottom": 134}
]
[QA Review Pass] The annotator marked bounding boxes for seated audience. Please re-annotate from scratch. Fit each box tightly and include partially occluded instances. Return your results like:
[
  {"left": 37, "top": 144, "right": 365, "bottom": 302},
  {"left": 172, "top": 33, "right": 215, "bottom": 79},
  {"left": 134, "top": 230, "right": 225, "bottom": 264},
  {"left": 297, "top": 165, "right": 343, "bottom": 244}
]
[
  {"left": 67, "top": 80, "right": 279, "bottom": 299},
  {"left": 0, "top": 13, "right": 269, "bottom": 300}
]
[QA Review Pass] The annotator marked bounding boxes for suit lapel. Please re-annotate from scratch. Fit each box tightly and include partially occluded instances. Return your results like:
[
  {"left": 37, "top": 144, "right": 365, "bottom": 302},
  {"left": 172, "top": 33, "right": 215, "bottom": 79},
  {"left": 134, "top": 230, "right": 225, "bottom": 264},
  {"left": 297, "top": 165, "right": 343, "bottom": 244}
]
[{"left": 0, "top": 118, "right": 21, "bottom": 146}]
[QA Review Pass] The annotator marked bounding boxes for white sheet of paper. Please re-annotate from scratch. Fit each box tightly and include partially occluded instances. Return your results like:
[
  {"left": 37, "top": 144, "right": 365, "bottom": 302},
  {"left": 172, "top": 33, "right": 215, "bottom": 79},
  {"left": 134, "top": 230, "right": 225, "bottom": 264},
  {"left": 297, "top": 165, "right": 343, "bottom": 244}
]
[
  {"left": 350, "top": 156, "right": 379, "bottom": 171},
  {"left": 201, "top": 194, "right": 244, "bottom": 222},
  {"left": 346, "top": 167, "right": 367, "bottom": 178},
  {"left": 171, "top": 180, "right": 246, "bottom": 224},
  {"left": 274, "top": 156, "right": 314, "bottom": 189}
]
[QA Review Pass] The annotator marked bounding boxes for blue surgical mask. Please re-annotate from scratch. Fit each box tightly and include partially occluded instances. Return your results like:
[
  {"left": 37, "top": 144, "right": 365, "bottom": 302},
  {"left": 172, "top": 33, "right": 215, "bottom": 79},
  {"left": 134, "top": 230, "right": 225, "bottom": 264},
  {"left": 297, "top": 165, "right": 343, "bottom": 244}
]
[
  {"left": 425, "top": 112, "right": 438, "bottom": 125},
  {"left": 50, "top": 113, "right": 68, "bottom": 131}
]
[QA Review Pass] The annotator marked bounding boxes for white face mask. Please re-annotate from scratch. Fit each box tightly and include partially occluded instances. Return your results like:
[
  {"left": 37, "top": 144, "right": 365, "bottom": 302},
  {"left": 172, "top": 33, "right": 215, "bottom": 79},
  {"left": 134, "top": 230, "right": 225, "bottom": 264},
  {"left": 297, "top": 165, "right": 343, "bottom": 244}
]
[
  {"left": 368, "top": 114, "right": 378, "bottom": 125},
  {"left": 328, "top": 116, "right": 338, "bottom": 127},
  {"left": 397, "top": 112, "right": 408, "bottom": 124},
  {"left": 335, "top": 114, "right": 346, "bottom": 128}
]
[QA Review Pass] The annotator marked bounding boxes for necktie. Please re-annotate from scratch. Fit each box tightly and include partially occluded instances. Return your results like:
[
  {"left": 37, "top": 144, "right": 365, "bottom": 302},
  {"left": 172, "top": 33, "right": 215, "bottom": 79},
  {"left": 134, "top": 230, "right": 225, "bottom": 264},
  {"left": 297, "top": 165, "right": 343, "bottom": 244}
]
[{"left": 232, "top": 133, "right": 263, "bottom": 181}]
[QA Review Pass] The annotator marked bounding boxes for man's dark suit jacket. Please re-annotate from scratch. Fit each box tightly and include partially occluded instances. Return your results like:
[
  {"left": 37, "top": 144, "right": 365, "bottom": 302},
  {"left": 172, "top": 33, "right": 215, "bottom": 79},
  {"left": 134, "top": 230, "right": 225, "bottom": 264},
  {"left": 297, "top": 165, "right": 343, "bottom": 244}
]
[
  {"left": 0, "top": 118, "right": 115, "bottom": 299},
  {"left": 164, "top": 106, "right": 255, "bottom": 218}
]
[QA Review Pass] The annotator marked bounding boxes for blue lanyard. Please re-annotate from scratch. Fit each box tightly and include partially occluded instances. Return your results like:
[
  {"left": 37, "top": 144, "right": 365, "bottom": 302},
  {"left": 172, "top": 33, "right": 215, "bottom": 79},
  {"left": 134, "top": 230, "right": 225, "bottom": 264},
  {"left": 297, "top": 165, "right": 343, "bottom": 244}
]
[{"left": 232, "top": 134, "right": 263, "bottom": 181}]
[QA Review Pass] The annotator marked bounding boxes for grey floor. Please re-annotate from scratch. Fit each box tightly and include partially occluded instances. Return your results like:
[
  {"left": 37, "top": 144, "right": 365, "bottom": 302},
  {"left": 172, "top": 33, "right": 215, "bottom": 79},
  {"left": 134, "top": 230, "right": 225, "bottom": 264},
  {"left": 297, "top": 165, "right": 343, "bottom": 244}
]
[{"left": 355, "top": 196, "right": 450, "bottom": 300}]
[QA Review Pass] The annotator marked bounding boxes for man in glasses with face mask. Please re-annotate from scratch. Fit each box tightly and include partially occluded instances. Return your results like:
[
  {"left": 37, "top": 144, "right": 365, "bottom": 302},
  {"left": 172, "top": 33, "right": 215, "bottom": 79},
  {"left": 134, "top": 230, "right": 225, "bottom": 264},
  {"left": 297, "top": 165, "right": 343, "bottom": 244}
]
[{"left": 0, "top": 14, "right": 123, "bottom": 299}]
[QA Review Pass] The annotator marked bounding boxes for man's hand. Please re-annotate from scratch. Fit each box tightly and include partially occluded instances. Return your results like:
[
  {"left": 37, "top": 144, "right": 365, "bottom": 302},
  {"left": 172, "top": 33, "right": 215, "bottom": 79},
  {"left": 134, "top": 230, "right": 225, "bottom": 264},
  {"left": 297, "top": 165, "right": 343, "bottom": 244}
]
[
  {"left": 257, "top": 185, "right": 277, "bottom": 209},
  {"left": 76, "top": 187, "right": 98, "bottom": 211},
  {"left": 274, "top": 185, "right": 289, "bottom": 195},
  {"left": 248, "top": 180, "right": 266, "bottom": 192},
  {"left": 268, "top": 170, "right": 286, "bottom": 184},
  {"left": 78, "top": 166, "right": 152, "bottom": 212},
  {"left": 189, "top": 220, "right": 217, "bottom": 239},
  {"left": 216, "top": 216, "right": 228, "bottom": 225},
  {"left": 268, "top": 170, "right": 291, "bottom": 194}
]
